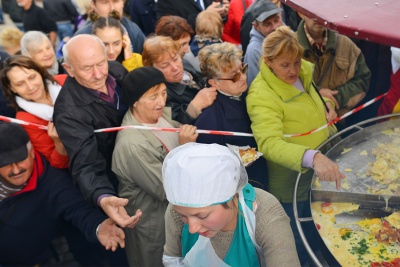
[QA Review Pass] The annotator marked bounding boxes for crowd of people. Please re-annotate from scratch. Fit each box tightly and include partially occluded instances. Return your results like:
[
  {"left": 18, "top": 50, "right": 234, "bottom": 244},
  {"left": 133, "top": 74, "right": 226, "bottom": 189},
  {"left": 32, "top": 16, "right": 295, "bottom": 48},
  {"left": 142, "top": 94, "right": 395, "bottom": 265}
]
[{"left": 0, "top": 0, "right": 396, "bottom": 266}]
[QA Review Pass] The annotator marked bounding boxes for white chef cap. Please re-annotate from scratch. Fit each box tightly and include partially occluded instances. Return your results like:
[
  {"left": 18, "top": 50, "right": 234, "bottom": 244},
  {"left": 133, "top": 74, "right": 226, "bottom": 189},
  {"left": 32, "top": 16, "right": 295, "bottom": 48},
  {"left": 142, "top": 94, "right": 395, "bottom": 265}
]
[{"left": 162, "top": 142, "right": 248, "bottom": 207}]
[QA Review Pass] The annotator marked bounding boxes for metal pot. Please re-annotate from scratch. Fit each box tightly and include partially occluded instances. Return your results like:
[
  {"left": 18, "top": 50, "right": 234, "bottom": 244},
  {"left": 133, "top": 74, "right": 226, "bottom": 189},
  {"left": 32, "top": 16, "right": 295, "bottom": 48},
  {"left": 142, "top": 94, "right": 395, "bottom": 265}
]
[{"left": 294, "top": 114, "right": 400, "bottom": 267}]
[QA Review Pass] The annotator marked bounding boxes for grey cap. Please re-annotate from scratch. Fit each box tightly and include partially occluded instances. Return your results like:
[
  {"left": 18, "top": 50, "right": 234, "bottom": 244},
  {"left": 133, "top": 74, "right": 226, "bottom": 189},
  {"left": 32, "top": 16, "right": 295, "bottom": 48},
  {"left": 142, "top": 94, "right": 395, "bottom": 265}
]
[{"left": 252, "top": 1, "right": 282, "bottom": 22}]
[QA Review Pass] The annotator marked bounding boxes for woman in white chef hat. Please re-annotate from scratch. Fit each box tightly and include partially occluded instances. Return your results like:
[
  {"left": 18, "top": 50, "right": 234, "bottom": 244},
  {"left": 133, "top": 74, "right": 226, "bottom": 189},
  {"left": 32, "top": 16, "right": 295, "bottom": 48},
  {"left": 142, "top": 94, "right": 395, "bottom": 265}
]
[{"left": 162, "top": 143, "right": 300, "bottom": 267}]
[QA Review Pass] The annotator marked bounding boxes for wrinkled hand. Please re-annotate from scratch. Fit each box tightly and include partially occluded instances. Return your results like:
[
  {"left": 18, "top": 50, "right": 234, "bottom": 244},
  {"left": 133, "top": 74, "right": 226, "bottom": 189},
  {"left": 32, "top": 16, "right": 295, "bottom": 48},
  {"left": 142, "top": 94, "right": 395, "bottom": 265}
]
[
  {"left": 100, "top": 196, "right": 142, "bottom": 228},
  {"left": 313, "top": 153, "right": 345, "bottom": 190},
  {"left": 325, "top": 101, "right": 337, "bottom": 123},
  {"left": 207, "top": 1, "right": 230, "bottom": 17},
  {"left": 319, "top": 88, "right": 339, "bottom": 108},
  {"left": 122, "top": 33, "right": 132, "bottom": 60},
  {"left": 47, "top": 122, "right": 67, "bottom": 155},
  {"left": 190, "top": 87, "right": 217, "bottom": 112},
  {"left": 97, "top": 218, "right": 125, "bottom": 251},
  {"left": 179, "top": 124, "right": 198, "bottom": 144}
]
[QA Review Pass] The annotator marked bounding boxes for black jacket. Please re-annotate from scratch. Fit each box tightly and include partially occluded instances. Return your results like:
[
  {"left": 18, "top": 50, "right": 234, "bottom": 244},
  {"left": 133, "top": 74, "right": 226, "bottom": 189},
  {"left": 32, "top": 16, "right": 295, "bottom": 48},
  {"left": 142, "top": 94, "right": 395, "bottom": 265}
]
[
  {"left": 156, "top": 0, "right": 214, "bottom": 31},
  {"left": 53, "top": 62, "right": 128, "bottom": 206},
  {"left": 43, "top": 0, "right": 78, "bottom": 22},
  {"left": 0, "top": 153, "right": 106, "bottom": 266},
  {"left": 1, "top": 0, "right": 23, "bottom": 23},
  {"left": 166, "top": 59, "right": 205, "bottom": 124}
]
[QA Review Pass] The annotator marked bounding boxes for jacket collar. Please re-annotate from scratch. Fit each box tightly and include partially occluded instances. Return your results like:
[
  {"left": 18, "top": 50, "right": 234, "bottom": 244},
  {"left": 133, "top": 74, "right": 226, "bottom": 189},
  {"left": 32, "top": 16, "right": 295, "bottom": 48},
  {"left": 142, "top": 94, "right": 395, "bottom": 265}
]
[
  {"left": 63, "top": 75, "right": 117, "bottom": 106},
  {"left": 259, "top": 59, "right": 314, "bottom": 102},
  {"left": 10, "top": 151, "right": 44, "bottom": 197},
  {"left": 297, "top": 20, "right": 338, "bottom": 57}
]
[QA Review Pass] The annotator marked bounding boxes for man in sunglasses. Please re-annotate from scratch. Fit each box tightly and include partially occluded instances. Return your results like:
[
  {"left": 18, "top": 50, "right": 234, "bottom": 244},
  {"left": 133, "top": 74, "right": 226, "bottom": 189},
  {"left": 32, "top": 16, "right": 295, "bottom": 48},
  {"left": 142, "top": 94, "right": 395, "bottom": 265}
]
[{"left": 244, "top": 0, "right": 283, "bottom": 86}]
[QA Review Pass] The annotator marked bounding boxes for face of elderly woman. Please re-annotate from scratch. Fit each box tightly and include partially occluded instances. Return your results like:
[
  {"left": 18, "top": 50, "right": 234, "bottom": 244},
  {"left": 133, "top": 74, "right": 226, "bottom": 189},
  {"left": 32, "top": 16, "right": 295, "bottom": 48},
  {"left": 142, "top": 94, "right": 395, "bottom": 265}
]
[
  {"left": 173, "top": 199, "right": 238, "bottom": 238},
  {"left": 266, "top": 54, "right": 301, "bottom": 85},
  {"left": 133, "top": 83, "right": 167, "bottom": 123},
  {"left": 7, "top": 66, "right": 47, "bottom": 103},
  {"left": 212, "top": 60, "right": 247, "bottom": 96},
  {"left": 29, "top": 40, "right": 55, "bottom": 69},
  {"left": 152, "top": 53, "right": 183, "bottom": 83}
]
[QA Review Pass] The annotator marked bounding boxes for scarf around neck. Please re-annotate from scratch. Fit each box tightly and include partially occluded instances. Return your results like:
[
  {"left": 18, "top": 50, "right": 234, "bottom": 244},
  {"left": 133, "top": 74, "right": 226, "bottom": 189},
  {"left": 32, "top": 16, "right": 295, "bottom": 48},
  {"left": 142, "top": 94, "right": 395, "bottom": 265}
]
[{"left": 15, "top": 80, "right": 62, "bottom": 121}]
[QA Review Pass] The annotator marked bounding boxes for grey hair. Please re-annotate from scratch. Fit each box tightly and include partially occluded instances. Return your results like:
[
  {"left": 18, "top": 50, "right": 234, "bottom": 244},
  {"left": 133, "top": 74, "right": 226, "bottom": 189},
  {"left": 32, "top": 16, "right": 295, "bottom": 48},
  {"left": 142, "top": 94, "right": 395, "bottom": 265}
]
[
  {"left": 63, "top": 34, "right": 107, "bottom": 66},
  {"left": 20, "top": 31, "right": 51, "bottom": 57}
]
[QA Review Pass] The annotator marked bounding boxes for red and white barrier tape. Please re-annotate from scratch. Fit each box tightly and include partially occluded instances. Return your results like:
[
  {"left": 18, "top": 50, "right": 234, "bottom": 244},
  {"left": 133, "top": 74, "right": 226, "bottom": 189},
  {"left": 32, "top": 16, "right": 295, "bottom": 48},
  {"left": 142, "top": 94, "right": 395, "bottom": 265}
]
[
  {"left": 0, "top": 93, "right": 387, "bottom": 138},
  {"left": 0, "top": 115, "right": 48, "bottom": 130},
  {"left": 94, "top": 125, "right": 254, "bottom": 137},
  {"left": 283, "top": 92, "right": 388, "bottom": 137}
]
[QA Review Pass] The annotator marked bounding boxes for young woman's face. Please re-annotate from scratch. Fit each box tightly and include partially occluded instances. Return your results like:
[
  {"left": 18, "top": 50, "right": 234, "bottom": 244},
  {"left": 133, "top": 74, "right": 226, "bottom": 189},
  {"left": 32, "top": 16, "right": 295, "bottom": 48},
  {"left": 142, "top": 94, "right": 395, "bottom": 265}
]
[
  {"left": 95, "top": 27, "right": 123, "bottom": 61},
  {"left": 173, "top": 200, "right": 237, "bottom": 238},
  {"left": 265, "top": 55, "right": 302, "bottom": 85},
  {"left": 29, "top": 40, "right": 55, "bottom": 69},
  {"left": 133, "top": 84, "right": 167, "bottom": 123},
  {"left": 7, "top": 66, "right": 47, "bottom": 103},
  {"left": 153, "top": 53, "right": 183, "bottom": 83}
]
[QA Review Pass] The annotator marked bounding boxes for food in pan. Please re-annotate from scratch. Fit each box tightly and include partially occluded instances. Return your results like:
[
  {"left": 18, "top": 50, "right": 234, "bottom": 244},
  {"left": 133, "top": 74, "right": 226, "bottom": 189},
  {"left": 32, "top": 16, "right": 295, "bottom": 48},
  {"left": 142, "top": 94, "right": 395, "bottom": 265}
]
[{"left": 312, "top": 201, "right": 400, "bottom": 267}]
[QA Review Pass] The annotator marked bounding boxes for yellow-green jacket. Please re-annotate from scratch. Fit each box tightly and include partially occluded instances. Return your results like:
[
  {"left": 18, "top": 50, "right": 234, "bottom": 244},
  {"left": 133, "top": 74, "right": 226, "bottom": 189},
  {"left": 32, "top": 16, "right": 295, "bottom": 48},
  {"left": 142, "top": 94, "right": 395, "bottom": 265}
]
[{"left": 246, "top": 59, "right": 331, "bottom": 202}]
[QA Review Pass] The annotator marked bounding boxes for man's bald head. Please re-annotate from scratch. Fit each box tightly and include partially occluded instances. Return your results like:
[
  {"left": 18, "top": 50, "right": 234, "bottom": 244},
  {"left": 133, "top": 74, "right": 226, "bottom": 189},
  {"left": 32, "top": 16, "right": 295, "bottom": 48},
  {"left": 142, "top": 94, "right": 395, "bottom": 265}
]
[
  {"left": 63, "top": 34, "right": 106, "bottom": 66},
  {"left": 62, "top": 35, "right": 109, "bottom": 92}
]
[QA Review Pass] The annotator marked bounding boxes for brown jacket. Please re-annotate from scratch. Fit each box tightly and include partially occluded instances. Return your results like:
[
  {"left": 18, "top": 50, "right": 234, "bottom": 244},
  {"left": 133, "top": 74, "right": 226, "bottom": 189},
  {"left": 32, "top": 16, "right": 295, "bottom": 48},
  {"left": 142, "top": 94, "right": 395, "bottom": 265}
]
[{"left": 297, "top": 20, "right": 371, "bottom": 115}]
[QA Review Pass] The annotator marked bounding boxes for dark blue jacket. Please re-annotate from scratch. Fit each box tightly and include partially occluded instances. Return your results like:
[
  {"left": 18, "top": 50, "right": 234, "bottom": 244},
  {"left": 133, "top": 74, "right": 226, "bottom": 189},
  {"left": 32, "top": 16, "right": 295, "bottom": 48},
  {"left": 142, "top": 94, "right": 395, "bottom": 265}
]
[
  {"left": 129, "top": 0, "right": 156, "bottom": 36},
  {"left": 194, "top": 92, "right": 268, "bottom": 189},
  {"left": 0, "top": 154, "right": 106, "bottom": 266}
]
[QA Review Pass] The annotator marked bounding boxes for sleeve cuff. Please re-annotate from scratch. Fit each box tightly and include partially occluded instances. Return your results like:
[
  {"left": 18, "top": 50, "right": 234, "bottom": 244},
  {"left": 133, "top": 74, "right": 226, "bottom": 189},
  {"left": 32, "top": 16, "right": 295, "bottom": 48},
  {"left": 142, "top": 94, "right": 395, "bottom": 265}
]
[
  {"left": 302, "top": 150, "right": 319, "bottom": 169},
  {"left": 96, "top": 194, "right": 114, "bottom": 207}
]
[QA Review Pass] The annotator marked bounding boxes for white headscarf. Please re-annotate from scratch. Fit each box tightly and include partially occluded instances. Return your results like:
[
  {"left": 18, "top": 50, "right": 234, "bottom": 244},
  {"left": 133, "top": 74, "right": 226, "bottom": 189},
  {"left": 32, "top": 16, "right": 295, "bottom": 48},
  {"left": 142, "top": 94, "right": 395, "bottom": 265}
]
[{"left": 162, "top": 143, "right": 248, "bottom": 207}]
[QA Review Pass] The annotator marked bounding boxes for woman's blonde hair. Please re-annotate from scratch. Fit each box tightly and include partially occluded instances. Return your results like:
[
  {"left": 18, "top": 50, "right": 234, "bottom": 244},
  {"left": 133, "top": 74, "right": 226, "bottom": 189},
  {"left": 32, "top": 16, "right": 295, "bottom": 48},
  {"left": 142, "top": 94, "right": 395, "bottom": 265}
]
[
  {"left": 142, "top": 35, "right": 180, "bottom": 66},
  {"left": 198, "top": 42, "right": 243, "bottom": 80},
  {"left": 0, "top": 27, "right": 24, "bottom": 49},
  {"left": 262, "top": 26, "right": 304, "bottom": 62},
  {"left": 195, "top": 10, "right": 223, "bottom": 39}
]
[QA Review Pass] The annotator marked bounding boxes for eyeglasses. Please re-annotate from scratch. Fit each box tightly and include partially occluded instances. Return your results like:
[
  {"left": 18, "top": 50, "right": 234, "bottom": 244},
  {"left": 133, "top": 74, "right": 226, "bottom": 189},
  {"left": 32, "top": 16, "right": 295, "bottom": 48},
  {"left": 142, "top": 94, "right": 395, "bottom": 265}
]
[{"left": 217, "top": 64, "right": 248, "bottom": 83}]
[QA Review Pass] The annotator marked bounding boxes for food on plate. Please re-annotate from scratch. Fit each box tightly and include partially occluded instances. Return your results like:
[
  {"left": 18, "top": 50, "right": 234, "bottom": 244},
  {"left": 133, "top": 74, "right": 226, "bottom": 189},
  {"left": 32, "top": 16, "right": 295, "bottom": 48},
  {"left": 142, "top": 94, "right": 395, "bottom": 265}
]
[
  {"left": 239, "top": 147, "right": 258, "bottom": 164},
  {"left": 311, "top": 202, "right": 400, "bottom": 266}
]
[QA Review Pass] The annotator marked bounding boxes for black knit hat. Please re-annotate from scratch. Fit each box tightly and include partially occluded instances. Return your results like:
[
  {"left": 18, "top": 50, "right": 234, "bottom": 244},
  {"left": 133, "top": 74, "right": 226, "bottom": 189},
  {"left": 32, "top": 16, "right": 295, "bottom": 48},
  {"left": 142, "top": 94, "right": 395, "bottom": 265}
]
[
  {"left": 122, "top": 66, "right": 167, "bottom": 107},
  {"left": 0, "top": 122, "right": 30, "bottom": 168}
]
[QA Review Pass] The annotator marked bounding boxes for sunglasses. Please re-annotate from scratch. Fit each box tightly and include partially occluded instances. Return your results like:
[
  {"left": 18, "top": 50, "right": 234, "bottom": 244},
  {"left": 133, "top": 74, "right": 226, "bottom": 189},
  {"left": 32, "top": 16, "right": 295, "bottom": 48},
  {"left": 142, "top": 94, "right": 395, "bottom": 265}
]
[{"left": 217, "top": 64, "right": 248, "bottom": 83}]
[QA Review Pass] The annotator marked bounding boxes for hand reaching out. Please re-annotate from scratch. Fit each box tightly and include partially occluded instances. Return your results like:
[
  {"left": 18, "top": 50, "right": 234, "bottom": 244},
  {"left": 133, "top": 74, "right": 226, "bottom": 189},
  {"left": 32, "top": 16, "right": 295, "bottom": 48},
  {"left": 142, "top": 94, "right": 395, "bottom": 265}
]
[
  {"left": 313, "top": 153, "right": 345, "bottom": 190},
  {"left": 99, "top": 196, "right": 142, "bottom": 228},
  {"left": 97, "top": 218, "right": 126, "bottom": 251}
]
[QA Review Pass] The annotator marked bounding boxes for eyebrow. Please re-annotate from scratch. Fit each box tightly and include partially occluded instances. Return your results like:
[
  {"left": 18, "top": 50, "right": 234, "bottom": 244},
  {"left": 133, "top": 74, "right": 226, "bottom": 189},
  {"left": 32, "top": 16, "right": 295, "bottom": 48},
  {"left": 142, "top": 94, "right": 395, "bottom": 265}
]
[{"left": 175, "top": 210, "right": 208, "bottom": 217}]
